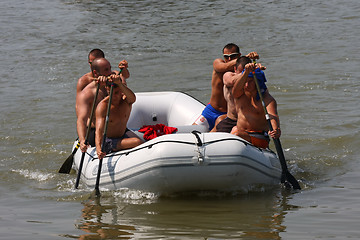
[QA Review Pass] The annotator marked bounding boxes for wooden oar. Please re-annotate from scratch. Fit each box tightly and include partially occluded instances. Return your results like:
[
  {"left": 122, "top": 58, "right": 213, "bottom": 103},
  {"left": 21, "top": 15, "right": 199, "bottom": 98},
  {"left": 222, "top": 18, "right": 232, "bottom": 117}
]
[
  {"left": 92, "top": 82, "right": 115, "bottom": 197},
  {"left": 252, "top": 65, "right": 301, "bottom": 190}
]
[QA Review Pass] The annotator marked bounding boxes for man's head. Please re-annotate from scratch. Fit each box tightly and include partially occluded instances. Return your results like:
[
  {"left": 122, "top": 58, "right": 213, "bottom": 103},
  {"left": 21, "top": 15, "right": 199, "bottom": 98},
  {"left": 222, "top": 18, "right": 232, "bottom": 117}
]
[
  {"left": 88, "top": 49, "right": 105, "bottom": 66},
  {"left": 105, "top": 81, "right": 125, "bottom": 101},
  {"left": 223, "top": 43, "right": 241, "bottom": 62},
  {"left": 235, "top": 56, "right": 252, "bottom": 73},
  {"left": 91, "top": 58, "right": 112, "bottom": 77},
  {"left": 235, "top": 56, "right": 257, "bottom": 92}
]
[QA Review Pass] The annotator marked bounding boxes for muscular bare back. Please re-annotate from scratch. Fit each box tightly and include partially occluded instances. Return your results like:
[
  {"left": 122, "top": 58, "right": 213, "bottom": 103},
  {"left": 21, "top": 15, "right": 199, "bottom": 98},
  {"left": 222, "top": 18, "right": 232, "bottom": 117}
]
[
  {"left": 209, "top": 70, "right": 227, "bottom": 112},
  {"left": 76, "top": 72, "right": 94, "bottom": 94}
]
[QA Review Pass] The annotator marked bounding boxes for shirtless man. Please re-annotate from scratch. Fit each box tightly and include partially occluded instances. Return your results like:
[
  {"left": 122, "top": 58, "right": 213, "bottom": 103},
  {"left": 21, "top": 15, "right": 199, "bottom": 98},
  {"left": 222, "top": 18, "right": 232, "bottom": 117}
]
[
  {"left": 193, "top": 43, "right": 259, "bottom": 131},
  {"left": 215, "top": 56, "right": 268, "bottom": 133},
  {"left": 231, "top": 57, "right": 281, "bottom": 149},
  {"left": 95, "top": 81, "right": 143, "bottom": 159},
  {"left": 76, "top": 58, "right": 116, "bottom": 152},
  {"left": 76, "top": 49, "right": 130, "bottom": 94},
  {"left": 76, "top": 49, "right": 105, "bottom": 94}
]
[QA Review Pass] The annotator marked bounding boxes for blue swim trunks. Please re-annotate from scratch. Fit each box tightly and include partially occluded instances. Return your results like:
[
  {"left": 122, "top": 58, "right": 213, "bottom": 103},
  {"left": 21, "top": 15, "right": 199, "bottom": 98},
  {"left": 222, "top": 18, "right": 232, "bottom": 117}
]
[
  {"left": 104, "top": 129, "right": 130, "bottom": 153},
  {"left": 201, "top": 104, "right": 226, "bottom": 131}
]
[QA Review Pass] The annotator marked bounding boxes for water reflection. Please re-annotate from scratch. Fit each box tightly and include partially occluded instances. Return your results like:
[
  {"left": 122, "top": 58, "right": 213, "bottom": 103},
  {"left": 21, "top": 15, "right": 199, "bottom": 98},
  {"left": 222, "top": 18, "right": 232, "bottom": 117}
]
[
  {"left": 77, "top": 198, "right": 135, "bottom": 239},
  {"left": 76, "top": 189, "right": 299, "bottom": 239}
]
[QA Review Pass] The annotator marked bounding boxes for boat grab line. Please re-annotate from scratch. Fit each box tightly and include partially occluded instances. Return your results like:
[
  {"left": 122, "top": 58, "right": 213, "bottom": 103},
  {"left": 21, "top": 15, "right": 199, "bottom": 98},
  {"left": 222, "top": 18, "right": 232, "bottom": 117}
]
[{"left": 89, "top": 137, "right": 275, "bottom": 161}]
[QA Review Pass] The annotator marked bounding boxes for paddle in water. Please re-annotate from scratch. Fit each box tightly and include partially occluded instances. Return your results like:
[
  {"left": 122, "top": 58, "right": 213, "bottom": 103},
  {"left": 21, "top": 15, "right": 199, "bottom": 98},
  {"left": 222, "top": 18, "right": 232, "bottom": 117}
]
[
  {"left": 74, "top": 82, "right": 101, "bottom": 189},
  {"left": 59, "top": 78, "right": 103, "bottom": 175},
  {"left": 252, "top": 62, "right": 301, "bottom": 190},
  {"left": 92, "top": 81, "right": 115, "bottom": 198}
]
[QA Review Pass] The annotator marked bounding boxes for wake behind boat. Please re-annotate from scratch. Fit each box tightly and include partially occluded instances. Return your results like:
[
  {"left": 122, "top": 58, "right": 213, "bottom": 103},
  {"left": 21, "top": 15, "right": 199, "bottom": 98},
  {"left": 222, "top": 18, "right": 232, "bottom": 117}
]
[{"left": 72, "top": 91, "right": 282, "bottom": 195}]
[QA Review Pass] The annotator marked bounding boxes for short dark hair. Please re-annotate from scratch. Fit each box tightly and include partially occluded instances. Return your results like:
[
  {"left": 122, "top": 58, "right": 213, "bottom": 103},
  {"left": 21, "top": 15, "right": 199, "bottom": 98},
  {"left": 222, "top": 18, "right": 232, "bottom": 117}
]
[
  {"left": 223, "top": 43, "right": 240, "bottom": 54},
  {"left": 88, "top": 48, "right": 104, "bottom": 60},
  {"left": 236, "top": 56, "right": 252, "bottom": 69}
]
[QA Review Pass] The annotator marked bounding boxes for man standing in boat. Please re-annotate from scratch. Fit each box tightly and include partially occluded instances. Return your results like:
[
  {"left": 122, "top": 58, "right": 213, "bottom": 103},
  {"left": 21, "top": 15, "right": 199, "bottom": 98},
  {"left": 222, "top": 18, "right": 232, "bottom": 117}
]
[
  {"left": 95, "top": 80, "right": 143, "bottom": 159},
  {"left": 231, "top": 57, "right": 281, "bottom": 148},
  {"left": 193, "top": 43, "right": 259, "bottom": 131},
  {"left": 76, "top": 58, "right": 122, "bottom": 152}
]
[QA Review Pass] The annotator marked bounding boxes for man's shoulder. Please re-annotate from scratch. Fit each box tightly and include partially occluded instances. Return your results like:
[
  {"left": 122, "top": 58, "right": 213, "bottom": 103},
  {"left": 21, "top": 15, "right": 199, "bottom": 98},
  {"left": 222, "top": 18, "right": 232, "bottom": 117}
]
[
  {"left": 78, "top": 72, "right": 92, "bottom": 80},
  {"left": 223, "top": 71, "right": 235, "bottom": 78},
  {"left": 77, "top": 72, "right": 93, "bottom": 92},
  {"left": 97, "top": 96, "right": 110, "bottom": 110},
  {"left": 79, "top": 83, "right": 96, "bottom": 99},
  {"left": 213, "top": 58, "right": 225, "bottom": 66}
]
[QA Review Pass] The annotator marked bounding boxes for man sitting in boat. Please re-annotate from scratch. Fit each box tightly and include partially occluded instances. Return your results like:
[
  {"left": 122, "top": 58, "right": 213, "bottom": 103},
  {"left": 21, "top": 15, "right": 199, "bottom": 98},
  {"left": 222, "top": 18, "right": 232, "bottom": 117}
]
[
  {"left": 193, "top": 43, "right": 260, "bottom": 131},
  {"left": 231, "top": 57, "right": 281, "bottom": 149},
  {"left": 76, "top": 58, "right": 116, "bottom": 153},
  {"left": 192, "top": 43, "right": 240, "bottom": 131},
  {"left": 214, "top": 56, "right": 270, "bottom": 133},
  {"left": 95, "top": 79, "right": 143, "bottom": 160}
]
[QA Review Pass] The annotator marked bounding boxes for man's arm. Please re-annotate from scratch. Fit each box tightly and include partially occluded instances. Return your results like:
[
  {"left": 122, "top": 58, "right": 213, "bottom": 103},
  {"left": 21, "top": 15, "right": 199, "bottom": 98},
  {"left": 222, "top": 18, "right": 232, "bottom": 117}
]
[
  {"left": 76, "top": 76, "right": 86, "bottom": 94},
  {"left": 76, "top": 73, "right": 93, "bottom": 94},
  {"left": 76, "top": 90, "right": 92, "bottom": 152},
  {"left": 213, "top": 58, "right": 237, "bottom": 73},
  {"left": 121, "top": 83, "right": 136, "bottom": 104},
  {"left": 223, "top": 71, "right": 246, "bottom": 88},
  {"left": 118, "top": 60, "right": 130, "bottom": 84},
  {"left": 232, "top": 69, "right": 251, "bottom": 99},
  {"left": 95, "top": 99, "right": 107, "bottom": 159},
  {"left": 265, "top": 95, "right": 281, "bottom": 138},
  {"left": 111, "top": 75, "right": 136, "bottom": 104},
  {"left": 246, "top": 52, "right": 259, "bottom": 60}
]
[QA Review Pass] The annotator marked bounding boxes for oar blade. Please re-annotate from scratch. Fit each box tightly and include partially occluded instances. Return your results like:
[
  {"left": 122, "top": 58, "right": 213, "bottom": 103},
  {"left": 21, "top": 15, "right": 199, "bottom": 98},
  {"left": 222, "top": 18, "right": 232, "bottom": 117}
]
[
  {"left": 285, "top": 171, "right": 301, "bottom": 190},
  {"left": 58, "top": 154, "right": 74, "bottom": 174},
  {"left": 59, "top": 141, "right": 79, "bottom": 174}
]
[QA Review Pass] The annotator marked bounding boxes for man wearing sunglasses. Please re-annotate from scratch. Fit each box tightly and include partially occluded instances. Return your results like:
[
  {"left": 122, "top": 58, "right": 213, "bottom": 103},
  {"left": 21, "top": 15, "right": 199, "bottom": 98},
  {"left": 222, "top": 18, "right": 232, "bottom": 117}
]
[{"left": 193, "top": 43, "right": 258, "bottom": 131}]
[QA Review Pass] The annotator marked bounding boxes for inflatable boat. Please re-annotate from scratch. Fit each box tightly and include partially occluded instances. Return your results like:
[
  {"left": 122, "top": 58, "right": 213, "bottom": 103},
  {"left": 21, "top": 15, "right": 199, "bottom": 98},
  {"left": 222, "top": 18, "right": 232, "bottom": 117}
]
[{"left": 72, "top": 92, "right": 282, "bottom": 195}]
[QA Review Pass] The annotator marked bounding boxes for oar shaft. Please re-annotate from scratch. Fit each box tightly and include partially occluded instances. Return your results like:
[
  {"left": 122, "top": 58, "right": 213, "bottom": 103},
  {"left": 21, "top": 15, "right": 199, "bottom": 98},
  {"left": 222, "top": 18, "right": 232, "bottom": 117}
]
[
  {"left": 94, "top": 83, "right": 115, "bottom": 197},
  {"left": 252, "top": 66, "right": 300, "bottom": 190},
  {"left": 75, "top": 83, "right": 100, "bottom": 189}
]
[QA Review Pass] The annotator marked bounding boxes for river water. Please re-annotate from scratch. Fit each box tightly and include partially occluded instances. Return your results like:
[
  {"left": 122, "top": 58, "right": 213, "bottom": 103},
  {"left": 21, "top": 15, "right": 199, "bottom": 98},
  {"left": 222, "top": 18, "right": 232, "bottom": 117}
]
[{"left": 1, "top": 0, "right": 359, "bottom": 239}]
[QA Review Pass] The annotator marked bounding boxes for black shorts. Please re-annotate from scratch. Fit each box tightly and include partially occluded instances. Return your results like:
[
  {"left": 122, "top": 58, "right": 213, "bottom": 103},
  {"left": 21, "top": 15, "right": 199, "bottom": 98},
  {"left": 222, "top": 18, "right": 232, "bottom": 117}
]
[
  {"left": 88, "top": 128, "right": 96, "bottom": 146},
  {"left": 216, "top": 117, "right": 237, "bottom": 133}
]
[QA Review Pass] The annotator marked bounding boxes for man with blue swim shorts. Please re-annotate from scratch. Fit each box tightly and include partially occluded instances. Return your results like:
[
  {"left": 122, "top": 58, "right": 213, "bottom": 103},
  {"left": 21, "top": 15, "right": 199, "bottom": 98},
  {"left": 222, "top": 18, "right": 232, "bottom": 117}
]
[
  {"left": 193, "top": 43, "right": 261, "bottom": 131},
  {"left": 193, "top": 104, "right": 226, "bottom": 131}
]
